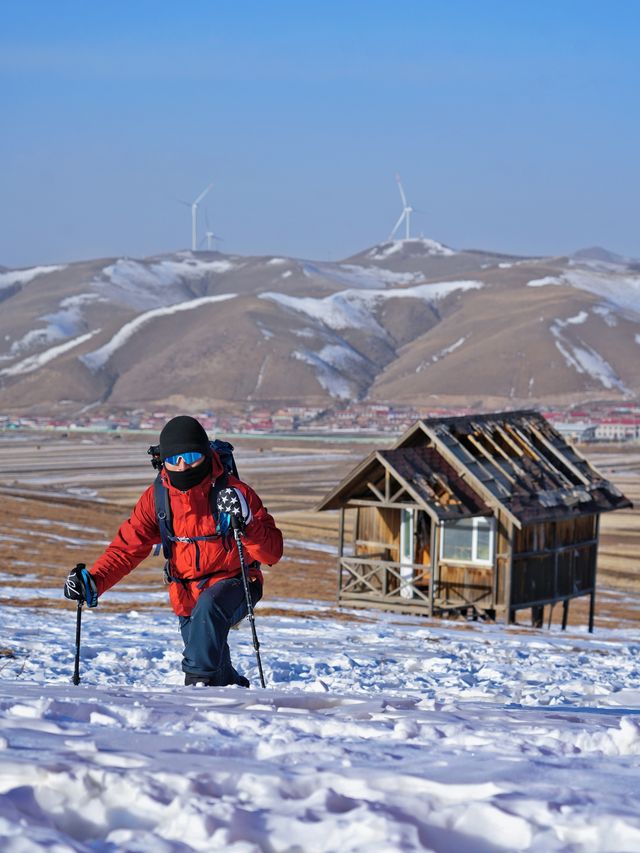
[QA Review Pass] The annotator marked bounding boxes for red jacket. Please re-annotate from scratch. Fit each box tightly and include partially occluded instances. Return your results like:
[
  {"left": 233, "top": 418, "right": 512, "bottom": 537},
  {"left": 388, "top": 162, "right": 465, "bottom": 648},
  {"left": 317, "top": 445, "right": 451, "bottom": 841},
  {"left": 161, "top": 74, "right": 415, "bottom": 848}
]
[{"left": 90, "top": 452, "right": 283, "bottom": 617}]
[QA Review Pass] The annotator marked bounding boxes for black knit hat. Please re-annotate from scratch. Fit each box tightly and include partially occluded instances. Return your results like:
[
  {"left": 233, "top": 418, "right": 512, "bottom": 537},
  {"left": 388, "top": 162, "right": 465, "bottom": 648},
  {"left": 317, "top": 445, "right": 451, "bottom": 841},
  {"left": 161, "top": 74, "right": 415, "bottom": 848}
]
[{"left": 159, "top": 416, "right": 210, "bottom": 461}]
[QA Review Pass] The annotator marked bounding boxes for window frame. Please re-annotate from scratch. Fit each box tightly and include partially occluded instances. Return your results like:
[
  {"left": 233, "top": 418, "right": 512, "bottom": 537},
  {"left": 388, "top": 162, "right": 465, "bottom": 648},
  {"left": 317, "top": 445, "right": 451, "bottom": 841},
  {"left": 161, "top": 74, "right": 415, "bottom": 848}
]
[{"left": 439, "top": 516, "right": 495, "bottom": 567}]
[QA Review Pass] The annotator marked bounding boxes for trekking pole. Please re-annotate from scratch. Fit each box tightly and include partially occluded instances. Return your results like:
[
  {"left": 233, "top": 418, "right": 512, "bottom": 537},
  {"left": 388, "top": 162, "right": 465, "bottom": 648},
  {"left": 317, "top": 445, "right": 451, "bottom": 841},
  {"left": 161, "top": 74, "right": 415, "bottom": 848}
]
[
  {"left": 72, "top": 600, "right": 83, "bottom": 686},
  {"left": 232, "top": 521, "right": 266, "bottom": 688}
]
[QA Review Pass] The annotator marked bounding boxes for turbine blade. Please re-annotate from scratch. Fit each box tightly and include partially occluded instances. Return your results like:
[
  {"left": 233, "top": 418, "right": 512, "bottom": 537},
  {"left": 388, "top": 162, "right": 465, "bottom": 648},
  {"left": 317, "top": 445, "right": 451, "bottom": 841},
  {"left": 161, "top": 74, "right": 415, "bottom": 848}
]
[
  {"left": 389, "top": 210, "right": 406, "bottom": 240},
  {"left": 395, "top": 173, "right": 408, "bottom": 208},
  {"left": 194, "top": 181, "right": 214, "bottom": 205}
]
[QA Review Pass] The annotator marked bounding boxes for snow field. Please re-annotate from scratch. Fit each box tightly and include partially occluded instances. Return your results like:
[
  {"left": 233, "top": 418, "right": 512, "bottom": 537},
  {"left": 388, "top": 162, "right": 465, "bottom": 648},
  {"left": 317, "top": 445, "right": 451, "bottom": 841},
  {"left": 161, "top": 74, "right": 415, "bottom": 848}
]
[{"left": 0, "top": 602, "right": 639, "bottom": 851}]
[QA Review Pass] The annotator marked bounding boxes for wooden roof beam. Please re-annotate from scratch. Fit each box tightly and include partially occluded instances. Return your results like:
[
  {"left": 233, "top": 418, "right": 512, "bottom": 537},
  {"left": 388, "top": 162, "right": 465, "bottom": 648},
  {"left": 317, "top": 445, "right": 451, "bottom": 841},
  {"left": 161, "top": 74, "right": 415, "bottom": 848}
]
[
  {"left": 423, "top": 424, "right": 522, "bottom": 528},
  {"left": 476, "top": 424, "right": 530, "bottom": 481},
  {"left": 367, "top": 481, "right": 385, "bottom": 502},
  {"left": 506, "top": 423, "right": 571, "bottom": 488},
  {"left": 466, "top": 432, "right": 517, "bottom": 489},
  {"left": 527, "top": 422, "right": 591, "bottom": 486}
]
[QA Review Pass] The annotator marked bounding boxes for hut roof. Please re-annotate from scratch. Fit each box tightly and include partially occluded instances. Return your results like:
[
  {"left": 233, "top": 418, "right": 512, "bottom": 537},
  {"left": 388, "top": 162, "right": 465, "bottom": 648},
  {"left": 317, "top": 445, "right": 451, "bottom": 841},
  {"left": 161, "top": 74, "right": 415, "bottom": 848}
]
[
  {"left": 317, "top": 410, "right": 631, "bottom": 526},
  {"left": 317, "top": 445, "right": 491, "bottom": 520},
  {"left": 396, "top": 410, "right": 632, "bottom": 525}
]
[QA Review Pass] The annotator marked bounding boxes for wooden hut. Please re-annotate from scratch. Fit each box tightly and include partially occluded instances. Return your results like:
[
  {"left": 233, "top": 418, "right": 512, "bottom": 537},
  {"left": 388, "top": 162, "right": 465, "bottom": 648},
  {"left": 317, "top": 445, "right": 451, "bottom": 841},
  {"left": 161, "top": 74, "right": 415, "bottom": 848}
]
[{"left": 316, "top": 410, "right": 632, "bottom": 631}]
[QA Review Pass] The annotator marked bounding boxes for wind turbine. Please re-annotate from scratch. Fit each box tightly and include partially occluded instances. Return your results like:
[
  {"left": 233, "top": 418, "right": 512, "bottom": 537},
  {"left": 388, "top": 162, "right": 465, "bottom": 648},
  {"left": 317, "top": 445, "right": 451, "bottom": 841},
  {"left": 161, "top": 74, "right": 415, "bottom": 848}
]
[
  {"left": 201, "top": 208, "right": 223, "bottom": 251},
  {"left": 389, "top": 173, "right": 413, "bottom": 241},
  {"left": 180, "top": 182, "right": 214, "bottom": 252}
]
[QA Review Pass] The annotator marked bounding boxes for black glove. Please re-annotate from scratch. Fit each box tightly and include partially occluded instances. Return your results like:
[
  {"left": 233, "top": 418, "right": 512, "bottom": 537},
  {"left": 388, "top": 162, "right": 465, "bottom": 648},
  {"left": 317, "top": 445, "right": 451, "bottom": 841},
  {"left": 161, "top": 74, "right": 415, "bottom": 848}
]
[
  {"left": 216, "top": 487, "right": 252, "bottom": 531},
  {"left": 64, "top": 563, "right": 98, "bottom": 608}
]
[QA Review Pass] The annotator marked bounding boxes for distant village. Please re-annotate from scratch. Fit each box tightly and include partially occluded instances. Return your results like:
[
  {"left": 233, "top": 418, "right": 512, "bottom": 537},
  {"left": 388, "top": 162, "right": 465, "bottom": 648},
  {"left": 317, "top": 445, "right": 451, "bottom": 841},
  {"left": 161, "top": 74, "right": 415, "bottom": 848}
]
[{"left": 2, "top": 402, "right": 640, "bottom": 442}]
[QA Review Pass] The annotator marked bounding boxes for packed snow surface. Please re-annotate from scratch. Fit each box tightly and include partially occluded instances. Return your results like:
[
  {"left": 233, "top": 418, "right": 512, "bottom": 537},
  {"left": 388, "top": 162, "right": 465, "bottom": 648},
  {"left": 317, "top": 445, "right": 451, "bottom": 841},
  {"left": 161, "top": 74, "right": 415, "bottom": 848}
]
[{"left": 0, "top": 601, "right": 639, "bottom": 851}]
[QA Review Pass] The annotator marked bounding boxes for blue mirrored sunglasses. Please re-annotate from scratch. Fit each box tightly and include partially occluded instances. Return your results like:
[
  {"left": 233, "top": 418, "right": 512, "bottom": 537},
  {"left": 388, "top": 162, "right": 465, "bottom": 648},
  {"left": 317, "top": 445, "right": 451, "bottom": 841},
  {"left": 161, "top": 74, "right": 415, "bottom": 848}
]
[{"left": 164, "top": 451, "right": 204, "bottom": 466}]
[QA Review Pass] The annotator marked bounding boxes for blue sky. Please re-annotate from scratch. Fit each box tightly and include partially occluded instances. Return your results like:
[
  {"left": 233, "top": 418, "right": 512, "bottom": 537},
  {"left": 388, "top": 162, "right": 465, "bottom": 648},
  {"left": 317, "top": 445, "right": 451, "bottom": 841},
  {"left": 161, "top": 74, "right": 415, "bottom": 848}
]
[{"left": 1, "top": 1, "right": 639, "bottom": 267}]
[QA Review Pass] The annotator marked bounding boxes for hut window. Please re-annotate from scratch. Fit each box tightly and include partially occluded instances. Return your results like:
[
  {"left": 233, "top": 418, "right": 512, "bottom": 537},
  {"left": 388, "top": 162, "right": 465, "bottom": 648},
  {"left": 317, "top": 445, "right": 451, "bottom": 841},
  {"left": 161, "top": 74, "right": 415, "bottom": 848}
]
[{"left": 441, "top": 517, "right": 494, "bottom": 565}]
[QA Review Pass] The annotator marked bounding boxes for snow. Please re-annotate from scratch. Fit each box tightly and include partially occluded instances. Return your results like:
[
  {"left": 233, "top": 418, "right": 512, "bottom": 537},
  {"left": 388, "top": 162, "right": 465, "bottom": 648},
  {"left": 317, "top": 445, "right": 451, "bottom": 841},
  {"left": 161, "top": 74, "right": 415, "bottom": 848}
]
[
  {"left": 550, "top": 322, "right": 629, "bottom": 393},
  {"left": 0, "top": 265, "right": 65, "bottom": 290},
  {"left": 0, "top": 330, "right": 100, "bottom": 377},
  {"left": 293, "top": 349, "right": 355, "bottom": 400},
  {"left": 418, "top": 336, "right": 466, "bottom": 371},
  {"left": 548, "top": 312, "right": 630, "bottom": 393},
  {"left": 263, "top": 291, "right": 385, "bottom": 333},
  {"left": 528, "top": 270, "right": 640, "bottom": 321},
  {"left": 368, "top": 238, "right": 455, "bottom": 260},
  {"left": 302, "top": 262, "right": 421, "bottom": 289},
  {"left": 4, "top": 293, "right": 105, "bottom": 360},
  {"left": 267, "top": 258, "right": 287, "bottom": 265},
  {"left": 261, "top": 281, "right": 483, "bottom": 333},
  {"left": 527, "top": 276, "right": 563, "bottom": 288},
  {"left": 317, "top": 342, "right": 369, "bottom": 372},
  {"left": 96, "top": 257, "right": 238, "bottom": 310},
  {"left": 255, "top": 321, "right": 274, "bottom": 340},
  {"left": 41, "top": 292, "right": 105, "bottom": 339},
  {"left": 292, "top": 338, "right": 373, "bottom": 400},
  {"left": 0, "top": 601, "right": 639, "bottom": 851},
  {"left": 285, "top": 538, "right": 339, "bottom": 555},
  {"left": 594, "top": 305, "right": 619, "bottom": 327},
  {"left": 81, "top": 294, "right": 236, "bottom": 371}
]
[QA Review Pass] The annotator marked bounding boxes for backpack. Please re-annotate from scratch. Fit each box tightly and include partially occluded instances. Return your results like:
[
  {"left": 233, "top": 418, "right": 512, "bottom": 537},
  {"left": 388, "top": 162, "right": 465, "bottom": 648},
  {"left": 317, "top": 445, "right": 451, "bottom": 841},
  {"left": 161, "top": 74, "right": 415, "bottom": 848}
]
[{"left": 146, "top": 439, "right": 240, "bottom": 584}]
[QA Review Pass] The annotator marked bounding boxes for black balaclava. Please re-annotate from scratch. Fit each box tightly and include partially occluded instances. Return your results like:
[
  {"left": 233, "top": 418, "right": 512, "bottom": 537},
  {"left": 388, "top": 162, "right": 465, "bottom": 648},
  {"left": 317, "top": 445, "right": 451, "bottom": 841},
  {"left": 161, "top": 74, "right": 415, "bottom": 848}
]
[{"left": 159, "top": 415, "right": 212, "bottom": 491}]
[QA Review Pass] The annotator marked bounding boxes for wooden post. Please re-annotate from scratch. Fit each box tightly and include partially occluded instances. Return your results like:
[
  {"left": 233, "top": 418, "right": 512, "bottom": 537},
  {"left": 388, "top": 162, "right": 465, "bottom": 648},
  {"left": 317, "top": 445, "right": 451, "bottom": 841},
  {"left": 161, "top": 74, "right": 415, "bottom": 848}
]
[
  {"left": 504, "top": 521, "right": 514, "bottom": 625},
  {"left": 532, "top": 605, "right": 544, "bottom": 629},
  {"left": 337, "top": 507, "right": 345, "bottom": 603},
  {"left": 561, "top": 598, "right": 569, "bottom": 630},
  {"left": 589, "top": 515, "right": 600, "bottom": 633},
  {"left": 429, "top": 520, "right": 438, "bottom": 618}
]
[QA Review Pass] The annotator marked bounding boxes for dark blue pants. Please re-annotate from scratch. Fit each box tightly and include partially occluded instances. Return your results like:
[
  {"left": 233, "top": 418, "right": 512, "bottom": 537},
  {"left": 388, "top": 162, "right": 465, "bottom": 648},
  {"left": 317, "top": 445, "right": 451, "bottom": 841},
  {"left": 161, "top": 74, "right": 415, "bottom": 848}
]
[{"left": 179, "top": 575, "right": 262, "bottom": 684}]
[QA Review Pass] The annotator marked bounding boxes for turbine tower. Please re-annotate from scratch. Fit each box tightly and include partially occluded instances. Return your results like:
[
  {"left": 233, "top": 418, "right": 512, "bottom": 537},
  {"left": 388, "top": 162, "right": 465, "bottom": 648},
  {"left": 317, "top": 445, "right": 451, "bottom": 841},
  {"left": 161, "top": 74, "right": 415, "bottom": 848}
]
[
  {"left": 389, "top": 173, "right": 413, "bottom": 241},
  {"left": 184, "top": 182, "right": 214, "bottom": 251},
  {"left": 203, "top": 208, "right": 222, "bottom": 251}
]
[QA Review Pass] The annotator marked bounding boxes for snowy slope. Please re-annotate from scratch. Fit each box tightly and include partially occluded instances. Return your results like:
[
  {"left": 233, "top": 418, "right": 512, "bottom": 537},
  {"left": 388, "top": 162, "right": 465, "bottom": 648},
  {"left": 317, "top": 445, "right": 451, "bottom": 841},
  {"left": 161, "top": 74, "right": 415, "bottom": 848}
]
[{"left": 0, "top": 601, "right": 639, "bottom": 851}]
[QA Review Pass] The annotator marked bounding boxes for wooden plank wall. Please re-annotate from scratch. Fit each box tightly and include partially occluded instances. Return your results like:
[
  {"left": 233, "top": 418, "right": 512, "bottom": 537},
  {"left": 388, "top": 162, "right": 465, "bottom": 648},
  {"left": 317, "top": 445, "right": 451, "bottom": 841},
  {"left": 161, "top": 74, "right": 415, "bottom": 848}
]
[
  {"left": 356, "top": 507, "right": 400, "bottom": 558},
  {"left": 511, "top": 515, "right": 598, "bottom": 607}
]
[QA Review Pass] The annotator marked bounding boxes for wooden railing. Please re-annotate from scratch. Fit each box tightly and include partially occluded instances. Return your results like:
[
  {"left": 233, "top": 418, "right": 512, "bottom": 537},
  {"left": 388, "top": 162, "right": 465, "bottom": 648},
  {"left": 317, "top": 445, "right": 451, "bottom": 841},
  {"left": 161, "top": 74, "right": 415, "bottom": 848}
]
[{"left": 338, "top": 556, "right": 431, "bottom": 605}]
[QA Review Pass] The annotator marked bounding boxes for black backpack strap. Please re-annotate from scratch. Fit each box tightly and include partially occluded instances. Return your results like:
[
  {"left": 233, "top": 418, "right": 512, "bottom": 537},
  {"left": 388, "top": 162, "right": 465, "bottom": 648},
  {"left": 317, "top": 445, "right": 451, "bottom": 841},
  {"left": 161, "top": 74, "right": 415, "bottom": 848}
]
[{"left": 153, "top": 473, "right": 173, "bottom": 559}]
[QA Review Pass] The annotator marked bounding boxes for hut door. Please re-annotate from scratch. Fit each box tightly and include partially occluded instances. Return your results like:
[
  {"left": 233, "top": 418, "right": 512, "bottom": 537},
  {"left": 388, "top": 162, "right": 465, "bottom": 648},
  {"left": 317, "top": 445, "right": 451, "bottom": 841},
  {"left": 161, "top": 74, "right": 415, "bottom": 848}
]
[{"left": 400, "top": 509, "right": 414, "bottom": 599}]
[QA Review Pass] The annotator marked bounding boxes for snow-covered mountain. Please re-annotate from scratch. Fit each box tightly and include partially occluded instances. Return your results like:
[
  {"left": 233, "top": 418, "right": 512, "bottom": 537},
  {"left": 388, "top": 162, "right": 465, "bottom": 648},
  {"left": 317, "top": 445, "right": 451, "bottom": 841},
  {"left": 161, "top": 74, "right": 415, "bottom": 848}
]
[{"left": 1, "top": 239, "right": 639, "bottom": 414}]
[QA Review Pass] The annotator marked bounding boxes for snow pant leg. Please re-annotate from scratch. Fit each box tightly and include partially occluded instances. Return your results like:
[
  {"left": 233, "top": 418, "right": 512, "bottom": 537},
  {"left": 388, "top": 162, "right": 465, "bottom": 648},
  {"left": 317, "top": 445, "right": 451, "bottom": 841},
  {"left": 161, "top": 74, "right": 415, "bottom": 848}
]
[{"left": 180, "top": 575, "right": 262, "bottom": 684}]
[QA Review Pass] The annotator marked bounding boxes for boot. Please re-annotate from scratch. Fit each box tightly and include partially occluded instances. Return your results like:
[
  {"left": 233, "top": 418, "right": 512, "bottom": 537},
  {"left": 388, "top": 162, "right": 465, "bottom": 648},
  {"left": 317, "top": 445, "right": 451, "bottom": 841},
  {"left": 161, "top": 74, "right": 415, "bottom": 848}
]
[
  {"left": 228, "top": 667, "right": 250, "bottom": 688},
  {"left": 184, "top": 673, "right": 215, "bottom": 686}
]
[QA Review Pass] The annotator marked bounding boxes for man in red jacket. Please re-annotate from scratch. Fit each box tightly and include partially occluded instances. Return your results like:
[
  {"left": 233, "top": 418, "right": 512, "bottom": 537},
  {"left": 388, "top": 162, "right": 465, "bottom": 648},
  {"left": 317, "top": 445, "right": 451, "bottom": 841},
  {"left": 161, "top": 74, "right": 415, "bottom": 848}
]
[{"left": 63, "top": 415, "right": 283, "bottom": 687}]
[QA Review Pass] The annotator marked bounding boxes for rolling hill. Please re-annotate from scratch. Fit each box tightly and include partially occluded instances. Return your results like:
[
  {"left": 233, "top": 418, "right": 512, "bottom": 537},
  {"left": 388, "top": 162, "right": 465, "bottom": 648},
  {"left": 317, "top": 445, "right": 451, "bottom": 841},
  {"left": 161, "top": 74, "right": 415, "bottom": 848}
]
[{"left": 1, "top": 239, "right": 639, "bottom": 415}]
